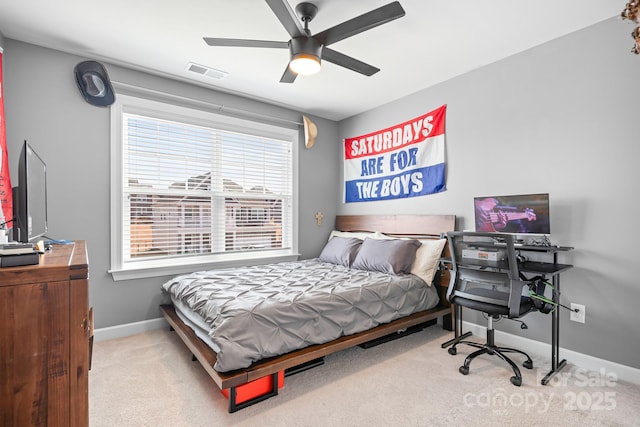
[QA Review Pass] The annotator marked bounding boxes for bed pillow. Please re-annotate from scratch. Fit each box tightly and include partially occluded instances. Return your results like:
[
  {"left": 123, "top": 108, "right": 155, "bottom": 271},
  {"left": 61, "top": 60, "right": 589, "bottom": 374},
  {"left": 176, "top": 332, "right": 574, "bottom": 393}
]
[
  {"left": 410, "top": 239, "right": 447, "bottom": 286},
  {"left": 318, "top": 236, "right": 363, "bottom": 266},
  {"left": 328, "top": 230, "right": 376, "bottom": 241},
  {"left": 351, "top": 237, "right": 422, "bottom": 275},
  {"left": 371, "top": 232, "right": 446, "bottom": 286}
]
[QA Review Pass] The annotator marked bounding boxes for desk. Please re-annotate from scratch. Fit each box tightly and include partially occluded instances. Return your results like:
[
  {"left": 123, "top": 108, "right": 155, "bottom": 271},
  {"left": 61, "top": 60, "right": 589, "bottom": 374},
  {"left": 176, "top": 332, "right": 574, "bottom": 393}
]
[{"left": 441, "top": 241, "right": 573, "bottom": 385}]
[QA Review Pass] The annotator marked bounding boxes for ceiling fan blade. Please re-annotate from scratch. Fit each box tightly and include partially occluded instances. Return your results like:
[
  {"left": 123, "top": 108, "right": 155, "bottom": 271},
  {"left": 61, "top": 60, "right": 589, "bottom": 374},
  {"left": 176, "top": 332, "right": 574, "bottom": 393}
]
[
  {"left": 203, "top": 38, "right": 289, "bottom": 49},
  {"left": 314, "top": 1, "right": 406, "bottom": 46},
  {"left": 279, "top": 66, "right": 298, "bottom": 83},
  {"left": 265, "top": 0, "right": 305, "bottom": 38},
  {"left": 322, "top": 48, "right": 380, "bottom": 76}
]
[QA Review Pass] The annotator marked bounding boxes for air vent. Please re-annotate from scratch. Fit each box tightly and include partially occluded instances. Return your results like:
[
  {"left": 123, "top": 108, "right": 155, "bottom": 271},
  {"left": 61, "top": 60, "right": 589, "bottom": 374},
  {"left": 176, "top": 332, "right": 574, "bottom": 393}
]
[{"left": 186, "top": 62, "right": 228, "bottom": 80}]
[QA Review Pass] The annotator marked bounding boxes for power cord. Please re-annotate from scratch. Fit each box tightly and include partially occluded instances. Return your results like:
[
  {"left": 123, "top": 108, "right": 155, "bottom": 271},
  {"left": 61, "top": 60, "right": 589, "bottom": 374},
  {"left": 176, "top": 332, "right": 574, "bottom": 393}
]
[
  {"left": 526, "top": 278, "right": 578, "bottom": 313},
  {"left": 529, "top": 236, "right": 552, "bottom": 247},
  {"left": 0, "top": 217, "right": 15, "bottom": 229}
]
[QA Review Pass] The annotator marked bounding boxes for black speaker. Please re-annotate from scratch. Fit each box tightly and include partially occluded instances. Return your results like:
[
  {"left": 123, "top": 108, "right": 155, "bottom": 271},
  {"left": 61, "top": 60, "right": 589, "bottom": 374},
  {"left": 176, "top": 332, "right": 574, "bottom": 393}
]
[{"left": 74, "top": 61, "right": 115, "bottom": 107}]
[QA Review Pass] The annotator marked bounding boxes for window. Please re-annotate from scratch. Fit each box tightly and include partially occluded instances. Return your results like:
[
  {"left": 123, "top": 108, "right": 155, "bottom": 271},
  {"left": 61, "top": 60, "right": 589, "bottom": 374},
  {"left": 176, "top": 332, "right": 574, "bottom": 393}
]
[{"left": 110, "top": 93, "right": 298, "bottom": 280}]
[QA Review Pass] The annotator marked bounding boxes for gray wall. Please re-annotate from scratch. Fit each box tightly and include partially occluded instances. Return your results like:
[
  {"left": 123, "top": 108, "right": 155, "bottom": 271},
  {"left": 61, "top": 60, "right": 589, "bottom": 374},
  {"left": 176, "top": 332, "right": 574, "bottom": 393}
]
[
  {"left": 3, "top": 16, "right": 638, "bottom": 370},
  {"left": 338, "top": 17, "right": 640, "bottom": 369},
  {"left": 2, "top": 39, "right": 340, "bottom": 330}
]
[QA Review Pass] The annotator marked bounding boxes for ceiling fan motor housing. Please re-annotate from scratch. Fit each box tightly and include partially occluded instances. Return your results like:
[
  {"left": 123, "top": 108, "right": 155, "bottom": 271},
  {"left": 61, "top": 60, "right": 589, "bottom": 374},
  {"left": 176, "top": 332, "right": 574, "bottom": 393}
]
[{"left": 289, "top": 36, "right": 323, "bottom": 62}]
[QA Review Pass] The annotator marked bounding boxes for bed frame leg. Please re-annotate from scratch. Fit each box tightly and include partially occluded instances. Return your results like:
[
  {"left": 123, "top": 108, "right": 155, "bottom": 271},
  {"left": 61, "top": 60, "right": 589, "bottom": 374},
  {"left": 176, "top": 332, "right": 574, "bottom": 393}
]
[
  {"left": 442, "top": 313, "right": 453, "bottom": 331},
  {"left": 228, "top": 372, "right": 280, "bottom": 413}
]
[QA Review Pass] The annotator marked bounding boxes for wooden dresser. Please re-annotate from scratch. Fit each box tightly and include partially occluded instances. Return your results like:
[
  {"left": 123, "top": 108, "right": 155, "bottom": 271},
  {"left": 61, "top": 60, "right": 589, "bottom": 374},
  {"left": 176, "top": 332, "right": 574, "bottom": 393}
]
[{"left": 0, "top": 241, "right": 90, "bottom": 427}]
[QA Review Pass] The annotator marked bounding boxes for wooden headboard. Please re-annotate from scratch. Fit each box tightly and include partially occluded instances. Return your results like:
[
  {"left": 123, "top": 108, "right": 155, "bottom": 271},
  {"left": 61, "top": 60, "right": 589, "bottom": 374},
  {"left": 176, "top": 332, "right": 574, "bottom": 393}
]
[{"left": 335, "top": 214, "right": 455, "bottom": 237}]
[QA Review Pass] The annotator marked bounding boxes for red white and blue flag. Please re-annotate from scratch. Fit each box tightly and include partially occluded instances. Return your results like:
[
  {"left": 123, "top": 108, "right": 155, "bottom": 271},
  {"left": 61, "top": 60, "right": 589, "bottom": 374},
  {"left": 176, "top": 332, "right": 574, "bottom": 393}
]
[
  {"left": 343, "top": 104, "right": 446, "bottom": 203},
  {"left": 0, "top": 48, "right": 13, "bottom": 225}
]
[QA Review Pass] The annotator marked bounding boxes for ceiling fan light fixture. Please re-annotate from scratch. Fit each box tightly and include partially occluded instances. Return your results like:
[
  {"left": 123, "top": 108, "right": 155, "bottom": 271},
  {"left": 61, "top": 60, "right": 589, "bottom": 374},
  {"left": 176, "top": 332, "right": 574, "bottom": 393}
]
[
  {"left": 289, "top": 53, "right": 321, "bottom": 75},
  {"left": 289, "top": 36, "right": 322, "bottom": 76}
]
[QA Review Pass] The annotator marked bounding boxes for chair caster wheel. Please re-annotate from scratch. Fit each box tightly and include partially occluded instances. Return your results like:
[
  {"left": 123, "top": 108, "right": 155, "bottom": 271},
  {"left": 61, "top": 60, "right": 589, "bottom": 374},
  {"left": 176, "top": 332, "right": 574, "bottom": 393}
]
[
  {"left": 448, "top": 347, "right": 457, "bottom": 356},
  {"left": 523, "top": 360, "right": 533, "bottom": 369},
  {"left": 459, "top": 366, "right": 469, "bottom": 375},
  {"left": 510, "top": 376, "right": 522, "bottom": 386}
]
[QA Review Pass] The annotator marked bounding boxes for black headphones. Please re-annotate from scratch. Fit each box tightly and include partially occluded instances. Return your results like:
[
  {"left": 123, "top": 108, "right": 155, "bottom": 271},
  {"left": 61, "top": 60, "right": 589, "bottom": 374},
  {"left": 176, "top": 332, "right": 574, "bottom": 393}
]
[{"left": 527, "top": 277, "right": 556, "bottom": 314}]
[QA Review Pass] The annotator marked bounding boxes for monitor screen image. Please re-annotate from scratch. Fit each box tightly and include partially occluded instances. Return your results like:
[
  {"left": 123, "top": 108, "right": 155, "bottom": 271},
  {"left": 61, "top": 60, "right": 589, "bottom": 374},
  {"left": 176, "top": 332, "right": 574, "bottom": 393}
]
[{"left": 474, "top": 193, "right": 550, "bottom": 235}]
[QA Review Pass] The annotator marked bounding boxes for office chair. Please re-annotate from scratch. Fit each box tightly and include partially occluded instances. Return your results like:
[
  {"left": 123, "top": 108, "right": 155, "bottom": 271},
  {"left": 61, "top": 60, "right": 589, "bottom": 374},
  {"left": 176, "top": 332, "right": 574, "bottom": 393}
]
[{"left": 445, "top": 231, "right": 535, "bottom": 386}]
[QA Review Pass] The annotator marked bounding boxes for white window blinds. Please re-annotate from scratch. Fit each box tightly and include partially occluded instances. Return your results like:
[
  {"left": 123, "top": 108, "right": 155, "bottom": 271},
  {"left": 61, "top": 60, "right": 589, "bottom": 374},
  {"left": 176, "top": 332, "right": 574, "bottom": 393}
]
[{"left": 111, "top": 94, "right": 297, "bottom": 277}]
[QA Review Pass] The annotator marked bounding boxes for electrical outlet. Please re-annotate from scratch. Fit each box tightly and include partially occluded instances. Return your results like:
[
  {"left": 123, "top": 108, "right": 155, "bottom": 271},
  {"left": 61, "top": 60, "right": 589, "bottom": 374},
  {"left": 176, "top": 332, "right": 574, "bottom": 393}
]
[{"left": 570, "top": 303, "right": 585, "bottom": 323}]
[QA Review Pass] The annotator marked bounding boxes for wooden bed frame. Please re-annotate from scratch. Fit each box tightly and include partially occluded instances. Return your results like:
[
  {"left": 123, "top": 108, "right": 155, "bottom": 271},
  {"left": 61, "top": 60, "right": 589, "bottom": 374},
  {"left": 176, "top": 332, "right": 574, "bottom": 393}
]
[{"left": 160, "top": 214, "right": 456, "bottom": 412}]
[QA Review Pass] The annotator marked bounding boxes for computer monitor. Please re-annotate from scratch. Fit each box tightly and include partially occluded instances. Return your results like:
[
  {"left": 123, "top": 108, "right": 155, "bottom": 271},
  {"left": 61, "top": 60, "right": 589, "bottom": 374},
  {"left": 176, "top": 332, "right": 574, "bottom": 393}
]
[
  {"left": 474, "top": 193, "right": 550, "bottom": 236},
  {"left": 12, "top": 141, "right": 48, "bottom": 243}
]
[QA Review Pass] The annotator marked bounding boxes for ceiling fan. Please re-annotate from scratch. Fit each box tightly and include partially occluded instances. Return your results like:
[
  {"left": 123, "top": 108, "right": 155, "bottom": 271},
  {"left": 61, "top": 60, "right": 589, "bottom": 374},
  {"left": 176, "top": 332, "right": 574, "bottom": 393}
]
[{"left": 203, "top": 0, "right": 406, "bottom": 83}]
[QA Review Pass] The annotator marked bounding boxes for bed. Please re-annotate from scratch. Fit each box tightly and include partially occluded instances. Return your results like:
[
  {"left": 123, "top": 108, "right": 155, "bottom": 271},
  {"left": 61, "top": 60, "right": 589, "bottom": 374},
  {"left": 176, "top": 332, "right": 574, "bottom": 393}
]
[{"left": 160, "top": 214, "right": 455, "bottom": 412}]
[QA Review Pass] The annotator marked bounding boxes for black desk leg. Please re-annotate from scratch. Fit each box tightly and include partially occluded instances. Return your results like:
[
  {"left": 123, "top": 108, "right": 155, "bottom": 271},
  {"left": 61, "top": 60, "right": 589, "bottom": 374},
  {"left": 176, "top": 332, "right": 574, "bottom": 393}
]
[{"left": 541, "top": 274, "right": 568, "bottom": 385}]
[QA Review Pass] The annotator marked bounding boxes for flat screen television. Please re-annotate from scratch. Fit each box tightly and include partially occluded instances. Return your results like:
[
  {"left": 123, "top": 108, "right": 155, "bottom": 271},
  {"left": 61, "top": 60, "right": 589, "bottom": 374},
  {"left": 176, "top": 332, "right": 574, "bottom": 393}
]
[
  {"left": 474, "top": 193, "right": 550, "bottom": 236},
  {"left": 12, "top": 141, "right": 48, "bottom": 243}
]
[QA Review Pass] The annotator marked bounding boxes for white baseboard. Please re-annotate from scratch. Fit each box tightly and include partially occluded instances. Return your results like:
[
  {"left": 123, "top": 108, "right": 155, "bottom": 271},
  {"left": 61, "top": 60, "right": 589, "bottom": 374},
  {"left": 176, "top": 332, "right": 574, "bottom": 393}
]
[
  {"left": 94, "top": 317, "right": 169, "bottom": 342},
  {"left": 461, "top": 320, "right": 640, "bottom": 386}
]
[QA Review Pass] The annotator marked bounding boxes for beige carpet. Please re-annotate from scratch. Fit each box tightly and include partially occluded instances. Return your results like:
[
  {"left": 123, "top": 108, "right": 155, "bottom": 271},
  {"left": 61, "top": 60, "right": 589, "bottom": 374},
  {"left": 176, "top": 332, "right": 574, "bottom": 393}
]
[{"left": 89, "top": 326, "right": 640, "bottom": 427}]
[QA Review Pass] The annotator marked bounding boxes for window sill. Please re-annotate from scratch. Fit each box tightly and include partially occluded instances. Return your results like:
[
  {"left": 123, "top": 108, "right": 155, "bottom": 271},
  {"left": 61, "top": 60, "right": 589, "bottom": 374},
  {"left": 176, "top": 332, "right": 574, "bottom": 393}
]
[{"left": 109, "top": 253, "right": 301, "bottom": 281}]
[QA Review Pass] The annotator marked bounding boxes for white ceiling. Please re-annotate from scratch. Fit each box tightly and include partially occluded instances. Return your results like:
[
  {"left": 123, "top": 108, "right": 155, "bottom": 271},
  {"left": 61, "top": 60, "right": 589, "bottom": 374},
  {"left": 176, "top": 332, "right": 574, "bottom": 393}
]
[{"left": 0, "top": 0, "right": 618, "bottom": 121}]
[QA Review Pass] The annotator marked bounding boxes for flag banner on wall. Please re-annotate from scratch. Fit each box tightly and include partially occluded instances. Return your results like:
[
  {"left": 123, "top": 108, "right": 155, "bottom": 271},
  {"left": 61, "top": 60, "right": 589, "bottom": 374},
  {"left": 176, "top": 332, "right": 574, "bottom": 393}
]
[
  {"left": 343, "top": 104, "right": 446, "bottom": 203},
  {"left": 0, "top": 48, "right": 13, "bottom": 225}
]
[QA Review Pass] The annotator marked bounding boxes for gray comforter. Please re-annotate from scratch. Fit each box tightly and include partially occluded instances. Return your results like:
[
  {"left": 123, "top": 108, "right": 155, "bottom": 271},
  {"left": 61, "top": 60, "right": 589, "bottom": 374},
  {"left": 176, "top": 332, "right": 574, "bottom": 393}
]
[{"left": 161, "top": 259, "right": 439, "bottom": 372}]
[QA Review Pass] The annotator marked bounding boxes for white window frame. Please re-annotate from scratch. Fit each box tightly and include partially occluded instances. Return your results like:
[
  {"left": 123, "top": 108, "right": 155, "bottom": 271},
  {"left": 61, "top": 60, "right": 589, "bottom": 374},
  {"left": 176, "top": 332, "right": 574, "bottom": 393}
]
[{"left": 109, "top": 93, "right": 299, "bottom": 281}]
